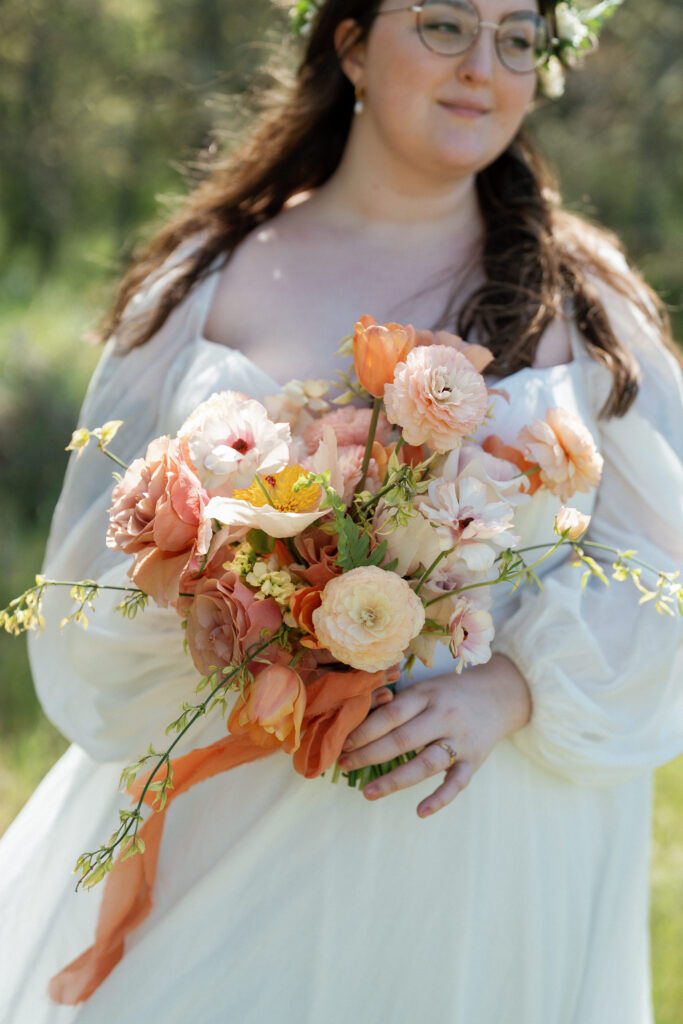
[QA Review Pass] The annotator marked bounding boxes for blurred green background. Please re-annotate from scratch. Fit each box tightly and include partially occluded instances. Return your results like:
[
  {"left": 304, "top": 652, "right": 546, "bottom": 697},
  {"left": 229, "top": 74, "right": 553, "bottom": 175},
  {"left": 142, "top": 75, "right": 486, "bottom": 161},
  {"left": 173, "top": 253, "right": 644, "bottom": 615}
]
[{"left": 0, "top": 1, "right": 681, "bottom": 1018}]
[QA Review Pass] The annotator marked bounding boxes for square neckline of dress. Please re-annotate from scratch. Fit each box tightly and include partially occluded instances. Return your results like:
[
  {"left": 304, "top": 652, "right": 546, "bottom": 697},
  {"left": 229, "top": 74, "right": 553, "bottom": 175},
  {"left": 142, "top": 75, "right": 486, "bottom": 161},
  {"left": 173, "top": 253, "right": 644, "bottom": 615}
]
[{"left": 193, "top": 257, "right": 583, "bottom": 392}]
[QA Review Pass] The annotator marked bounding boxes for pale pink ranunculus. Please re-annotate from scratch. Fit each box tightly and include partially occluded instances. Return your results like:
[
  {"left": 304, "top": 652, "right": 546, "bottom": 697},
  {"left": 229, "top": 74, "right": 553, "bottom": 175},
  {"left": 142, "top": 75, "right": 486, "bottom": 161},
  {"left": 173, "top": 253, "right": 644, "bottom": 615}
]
[
  {"left": 178, "top": 570, "right": 283, "bottom": 678},
  {"left": 442, "top": 443, "right": 531, "bottom": 507},
  {"left": 407, "top": 561, "right": 481, "bottom": 668},
  {"left": 106, "top": 436, "right": 211, "bottom": 605},
  {"left": 554, "top": 506, "right": 591, "bottom": 540},
  {"left": 301, "top": 406, "right": 394, "bottom": 455},
  {"left": 448, "top": 595, "right": 495, "bottom": 673},
  {"left": 517, "top": 407, "right": 603, "bottom": 503},
  {"left": 373, "top": 501, "right": 451, "bottom": 579},
  {"left": 312, "top": 566, "right": 425, "bottom": 672},
  {"left": 418, "top": 476, "right": 518, "bottom": 572},
  {"left": 384, "top": 345, "right": 489, "bottom": 451},
  {"left": 178, "top": 390, "right": 290, "bottom": 495}
]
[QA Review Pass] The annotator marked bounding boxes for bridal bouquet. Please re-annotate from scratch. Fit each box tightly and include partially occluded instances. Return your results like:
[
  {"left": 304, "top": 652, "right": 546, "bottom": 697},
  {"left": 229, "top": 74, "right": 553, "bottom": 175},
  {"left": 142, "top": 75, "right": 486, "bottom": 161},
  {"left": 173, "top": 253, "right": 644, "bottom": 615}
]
[
  {"left": 5, "top": 314, "right": 681, "bottom": 1003},
  {"left": 6, "top": 317, "right": 681, "bottom": 892}
]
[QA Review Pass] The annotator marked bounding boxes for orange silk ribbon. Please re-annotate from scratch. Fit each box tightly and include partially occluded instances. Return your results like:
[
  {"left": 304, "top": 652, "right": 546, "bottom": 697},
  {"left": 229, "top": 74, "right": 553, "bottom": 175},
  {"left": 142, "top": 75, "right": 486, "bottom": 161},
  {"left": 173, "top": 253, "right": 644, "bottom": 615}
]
[{"left": 48, "top": 667, "right": 385, "bottom": 1004}]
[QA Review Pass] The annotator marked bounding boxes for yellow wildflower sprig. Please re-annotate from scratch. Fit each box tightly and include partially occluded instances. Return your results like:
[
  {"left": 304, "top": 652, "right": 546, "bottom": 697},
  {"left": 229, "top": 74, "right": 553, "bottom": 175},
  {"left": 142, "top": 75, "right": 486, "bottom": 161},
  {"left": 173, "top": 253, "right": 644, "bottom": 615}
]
[
  {"left": 1, "top": 577, "right": 148, "bottom": 636},
  {"left": 66, "top": 419, "right": 127, "bottom": 470},
  {"left": 73, "top": 627, "right": 289, "bottom": 891}
]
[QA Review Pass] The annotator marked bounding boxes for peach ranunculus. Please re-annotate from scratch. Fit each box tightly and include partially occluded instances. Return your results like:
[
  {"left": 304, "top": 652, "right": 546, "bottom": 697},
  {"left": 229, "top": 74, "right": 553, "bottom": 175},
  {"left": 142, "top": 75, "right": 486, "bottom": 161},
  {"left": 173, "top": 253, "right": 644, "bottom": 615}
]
[
  {"left": 228, "top": 664, "right": 306, "bottom": 752},
  {"left": 554, "top": 506, "right": 591, "bottom": 540},
  {"left": 384, "top": 345, "right": 489, "bottom": 452},
  {"left": 178, "top": 570, "right": 283, "bottom": 677},
  {"left": 517, "top": 407, "right": 604, "bottom": 503},
  {"left": 178, "top": 390, "right": 291, "bottom": 495},
  {"left": 352, "top": 315, "right": 417, "bottom": 398},
  {"left": 427, "top": 328, "right": 495, "bottom": 375},
  {"left": 106, "top": 436, "right": 211, "bottom": 605},
  {"left": 312, "top": 566, "right": 425, "bottom": 672},
  {"left": 301, "top": 405, "right": 394, "bottom": 455},
  {"left": 448, "top": 595, "right": 495, "bottom": 673}
]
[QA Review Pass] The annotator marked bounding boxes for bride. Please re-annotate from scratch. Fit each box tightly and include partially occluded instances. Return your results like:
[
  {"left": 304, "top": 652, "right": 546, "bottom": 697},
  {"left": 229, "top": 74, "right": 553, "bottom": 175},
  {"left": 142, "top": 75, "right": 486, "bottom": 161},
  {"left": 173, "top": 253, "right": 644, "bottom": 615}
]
[{"left": 2, "top": 1, "right": 682, "bottom": 1021}]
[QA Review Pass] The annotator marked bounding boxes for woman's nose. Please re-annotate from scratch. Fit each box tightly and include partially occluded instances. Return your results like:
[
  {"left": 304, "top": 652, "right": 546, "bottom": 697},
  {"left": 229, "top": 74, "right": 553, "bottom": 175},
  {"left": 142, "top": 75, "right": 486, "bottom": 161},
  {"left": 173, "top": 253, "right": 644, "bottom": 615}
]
[{"left": 455, "top": 28, "right": 495, "bottom": 85}]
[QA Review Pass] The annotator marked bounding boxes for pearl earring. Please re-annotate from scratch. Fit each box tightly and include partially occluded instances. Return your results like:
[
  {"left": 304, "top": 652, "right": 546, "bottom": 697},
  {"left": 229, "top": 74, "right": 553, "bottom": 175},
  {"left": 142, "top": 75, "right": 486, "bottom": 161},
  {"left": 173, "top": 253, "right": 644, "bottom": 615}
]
[{"left": 354, "top": 83, "right": 365, "bottom": 115}]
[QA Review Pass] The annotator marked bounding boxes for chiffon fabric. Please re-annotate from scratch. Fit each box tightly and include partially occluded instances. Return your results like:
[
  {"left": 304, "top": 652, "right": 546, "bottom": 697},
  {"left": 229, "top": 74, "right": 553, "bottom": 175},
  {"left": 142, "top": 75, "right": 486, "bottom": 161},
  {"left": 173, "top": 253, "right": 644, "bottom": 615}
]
[{"left": 1, "top": 239, "right": 682, "bottom": 1024}]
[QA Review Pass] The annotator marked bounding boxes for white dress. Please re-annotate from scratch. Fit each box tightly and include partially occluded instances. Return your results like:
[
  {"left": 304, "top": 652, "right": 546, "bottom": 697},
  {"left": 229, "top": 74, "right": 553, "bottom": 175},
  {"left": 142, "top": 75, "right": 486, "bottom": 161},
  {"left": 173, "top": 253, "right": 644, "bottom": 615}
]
[{"left": 1, "top": 240, "right": 682, "bottom": 1024}]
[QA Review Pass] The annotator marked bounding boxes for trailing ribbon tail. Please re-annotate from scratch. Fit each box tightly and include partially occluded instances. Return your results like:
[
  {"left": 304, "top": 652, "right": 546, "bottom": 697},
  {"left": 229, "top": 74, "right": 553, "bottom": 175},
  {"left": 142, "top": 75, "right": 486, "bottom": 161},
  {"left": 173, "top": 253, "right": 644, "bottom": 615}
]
[{"left": 48, "top": 667, "right": 385, "bottom": 1004}]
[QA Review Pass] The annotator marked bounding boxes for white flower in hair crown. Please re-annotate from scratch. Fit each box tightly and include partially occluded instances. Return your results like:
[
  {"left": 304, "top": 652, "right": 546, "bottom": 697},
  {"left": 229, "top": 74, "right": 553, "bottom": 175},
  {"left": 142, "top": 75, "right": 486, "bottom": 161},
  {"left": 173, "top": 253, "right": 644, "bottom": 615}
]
[
  {"left": 538, "top": 0, "right": 625, "bottom": 98},
  {"left": 288, "top": 0, "right": 624, "bottom": 98}
]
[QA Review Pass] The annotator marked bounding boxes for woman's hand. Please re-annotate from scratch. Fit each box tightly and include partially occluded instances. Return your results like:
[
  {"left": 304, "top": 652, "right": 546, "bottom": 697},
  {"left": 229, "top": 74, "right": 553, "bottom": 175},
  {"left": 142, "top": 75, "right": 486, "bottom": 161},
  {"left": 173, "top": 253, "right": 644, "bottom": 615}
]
[{"left": 337, "top": 655, "right": 532, "bottom": 818}]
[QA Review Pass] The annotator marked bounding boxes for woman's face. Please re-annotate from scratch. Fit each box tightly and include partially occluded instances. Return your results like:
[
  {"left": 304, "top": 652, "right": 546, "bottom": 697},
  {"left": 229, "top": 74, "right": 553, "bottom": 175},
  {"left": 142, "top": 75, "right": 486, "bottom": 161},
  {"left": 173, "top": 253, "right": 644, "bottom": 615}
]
[{"left": 350, "top": 0, "right": 541, "bottom": 181}]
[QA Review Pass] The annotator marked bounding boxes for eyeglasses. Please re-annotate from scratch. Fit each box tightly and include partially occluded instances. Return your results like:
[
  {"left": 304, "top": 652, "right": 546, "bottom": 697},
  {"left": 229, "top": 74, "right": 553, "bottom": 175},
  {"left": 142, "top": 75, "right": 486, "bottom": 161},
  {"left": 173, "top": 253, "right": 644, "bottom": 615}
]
[{"left": 376, "top": 0, "right": 553, "bottom": 75}]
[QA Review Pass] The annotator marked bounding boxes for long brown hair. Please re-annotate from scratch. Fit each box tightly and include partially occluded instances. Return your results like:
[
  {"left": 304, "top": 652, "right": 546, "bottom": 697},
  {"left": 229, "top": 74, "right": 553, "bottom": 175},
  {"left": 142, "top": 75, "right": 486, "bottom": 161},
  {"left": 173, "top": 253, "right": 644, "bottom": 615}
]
[{"left": 97, "top": 0, "right": 676, "bottom": 417}]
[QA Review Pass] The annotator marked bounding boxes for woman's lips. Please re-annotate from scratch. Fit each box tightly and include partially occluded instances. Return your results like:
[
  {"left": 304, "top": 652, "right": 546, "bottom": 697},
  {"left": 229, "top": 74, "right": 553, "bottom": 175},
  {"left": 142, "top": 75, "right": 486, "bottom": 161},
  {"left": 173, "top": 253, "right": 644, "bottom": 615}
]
[{"left": 438, "top": 101, "right": 490, "bottom": 118}]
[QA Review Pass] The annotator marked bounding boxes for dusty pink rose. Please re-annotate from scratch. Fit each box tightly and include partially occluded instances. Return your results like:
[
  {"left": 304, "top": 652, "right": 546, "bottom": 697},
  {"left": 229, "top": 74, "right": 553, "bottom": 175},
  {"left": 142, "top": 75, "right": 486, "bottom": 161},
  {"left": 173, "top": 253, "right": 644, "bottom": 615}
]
[
  {"left": 448, "top": 596, "right": 495, "bottom": 673},
  {"left": 517, "top": 407, "right": 603, "bottom": 502},
  {"left": 106, "top": 436, "right": 210, "bottom": 605},
  {"left": 178, "top": 570, "right": 282, "bottom": 677},
  {"left": 384, "top": 345, "right": 489, "bottom": 451},
  {"left": 312, "top": 566, "right": 425, "bottom": 672},
  {"left": 301, "top": 406, "right": 393, "bottom": 455},
  {"left": 554, "top": 506, "right": 591, "bottom": 540}
]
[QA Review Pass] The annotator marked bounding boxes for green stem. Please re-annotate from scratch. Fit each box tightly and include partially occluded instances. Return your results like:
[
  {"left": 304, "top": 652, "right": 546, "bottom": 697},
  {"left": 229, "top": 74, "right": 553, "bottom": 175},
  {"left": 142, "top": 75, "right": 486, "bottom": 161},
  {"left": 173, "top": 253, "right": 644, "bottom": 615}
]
[
  {"left": 414, "top": 546, "right": 456, "bottom": 597},
  {"left": 254, "top": 474, "right": 276, "bottom": 508},
  {"left": 356, "top": 396, "right": 382, "bottom": 496},
  {"left": 354, "top": 466, "right": 409, "bottom": 514},
  {"left": 97, "top": 443, "right": 129, "bottom": 471},
  {"left": 76, "top": 629, "right": 285, "bottom": 888}
]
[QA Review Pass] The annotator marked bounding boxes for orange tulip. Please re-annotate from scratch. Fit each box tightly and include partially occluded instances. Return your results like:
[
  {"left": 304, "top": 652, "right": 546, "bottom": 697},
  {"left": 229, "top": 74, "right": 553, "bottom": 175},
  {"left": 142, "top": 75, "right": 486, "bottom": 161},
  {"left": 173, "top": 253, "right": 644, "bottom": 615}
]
[
  {"left": 228, "top": 664, "right": 306, "bottom": 753},
  {"left": 352, "top": 315, "right": 416, "bottom": 398}
]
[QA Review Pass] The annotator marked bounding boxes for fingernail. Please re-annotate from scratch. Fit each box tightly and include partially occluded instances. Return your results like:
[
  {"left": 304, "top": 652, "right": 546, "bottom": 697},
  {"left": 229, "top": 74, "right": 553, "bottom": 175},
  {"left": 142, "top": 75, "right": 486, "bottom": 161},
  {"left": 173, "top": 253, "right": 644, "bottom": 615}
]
[
  {"left": 342, "top": 741, "right": 354, "bottom": 752},
  {"left": 418, "top": 805, "right": 432, "bottom": 818},
  {"left": 364, "top": 785, "right": 379, "bottom": 799},
  {"left": 337, "top": 756, "right": 350, "bottom": 767}
]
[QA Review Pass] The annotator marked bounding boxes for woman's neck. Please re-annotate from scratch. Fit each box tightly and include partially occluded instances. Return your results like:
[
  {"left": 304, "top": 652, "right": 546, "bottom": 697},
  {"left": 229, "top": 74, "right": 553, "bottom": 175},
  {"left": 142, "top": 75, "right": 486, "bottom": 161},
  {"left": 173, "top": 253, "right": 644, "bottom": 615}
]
[{"left": 306, "top": 122, "right": 484, "bottom": 252}]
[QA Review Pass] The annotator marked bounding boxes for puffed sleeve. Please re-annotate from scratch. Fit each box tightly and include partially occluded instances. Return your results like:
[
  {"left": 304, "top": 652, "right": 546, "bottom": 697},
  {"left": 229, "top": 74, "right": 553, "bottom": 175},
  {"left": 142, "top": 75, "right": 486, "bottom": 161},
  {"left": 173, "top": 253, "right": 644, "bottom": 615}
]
[
  {"left": 27, "top": 237, "right": 221, "bottom": 763},
  {"left": 493, "top": 283, "right": 683, "bottom": 786}
]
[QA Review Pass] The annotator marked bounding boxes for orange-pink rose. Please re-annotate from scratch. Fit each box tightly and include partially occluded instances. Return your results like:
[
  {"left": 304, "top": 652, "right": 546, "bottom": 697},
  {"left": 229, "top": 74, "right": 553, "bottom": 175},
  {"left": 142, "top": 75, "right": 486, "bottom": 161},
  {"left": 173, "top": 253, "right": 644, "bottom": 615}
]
[
  {"left": 228, "top": 664, "right": 306, "bottom": 753},
  {"left": 352, "top": 315, "right": 417, "bottom": 398},
  {"left": 384, "top": 345, "right": 489, "bottom": 452},
  {"left": 106, "top": 436, "right": 210, "bottom": 605},
  {"left": 517, "top": 407, "right": 603, "bottom": 503}
]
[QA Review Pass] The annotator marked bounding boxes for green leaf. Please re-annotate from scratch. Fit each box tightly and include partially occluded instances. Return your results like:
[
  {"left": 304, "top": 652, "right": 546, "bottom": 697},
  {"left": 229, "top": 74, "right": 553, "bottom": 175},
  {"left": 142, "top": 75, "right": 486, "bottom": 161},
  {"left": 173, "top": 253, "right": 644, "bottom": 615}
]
[{"left": 247, "top": 528, "right": 275, "bottom": 556}]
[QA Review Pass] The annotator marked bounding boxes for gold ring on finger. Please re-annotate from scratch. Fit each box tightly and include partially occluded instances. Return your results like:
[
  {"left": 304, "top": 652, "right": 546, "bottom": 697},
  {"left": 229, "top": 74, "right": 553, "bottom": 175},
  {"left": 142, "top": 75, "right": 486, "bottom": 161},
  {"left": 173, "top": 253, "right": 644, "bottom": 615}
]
[{"left": 431, "top": 740, "right": 457, "bottom": 769}]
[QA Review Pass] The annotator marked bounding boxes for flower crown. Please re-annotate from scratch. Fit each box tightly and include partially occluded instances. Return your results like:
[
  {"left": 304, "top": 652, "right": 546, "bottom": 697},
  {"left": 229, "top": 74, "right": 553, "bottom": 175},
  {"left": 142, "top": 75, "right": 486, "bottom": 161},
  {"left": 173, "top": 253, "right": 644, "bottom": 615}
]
[{"left": 287, "top": 0, "right": 624, "bottom": 99}]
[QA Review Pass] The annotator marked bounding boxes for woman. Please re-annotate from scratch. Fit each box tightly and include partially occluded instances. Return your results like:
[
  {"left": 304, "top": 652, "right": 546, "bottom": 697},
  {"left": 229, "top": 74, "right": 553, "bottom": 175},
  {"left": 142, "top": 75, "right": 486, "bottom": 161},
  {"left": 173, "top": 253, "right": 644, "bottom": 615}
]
[{"left": 1, "top": 0, "right": 681, "bottom": 1021}]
